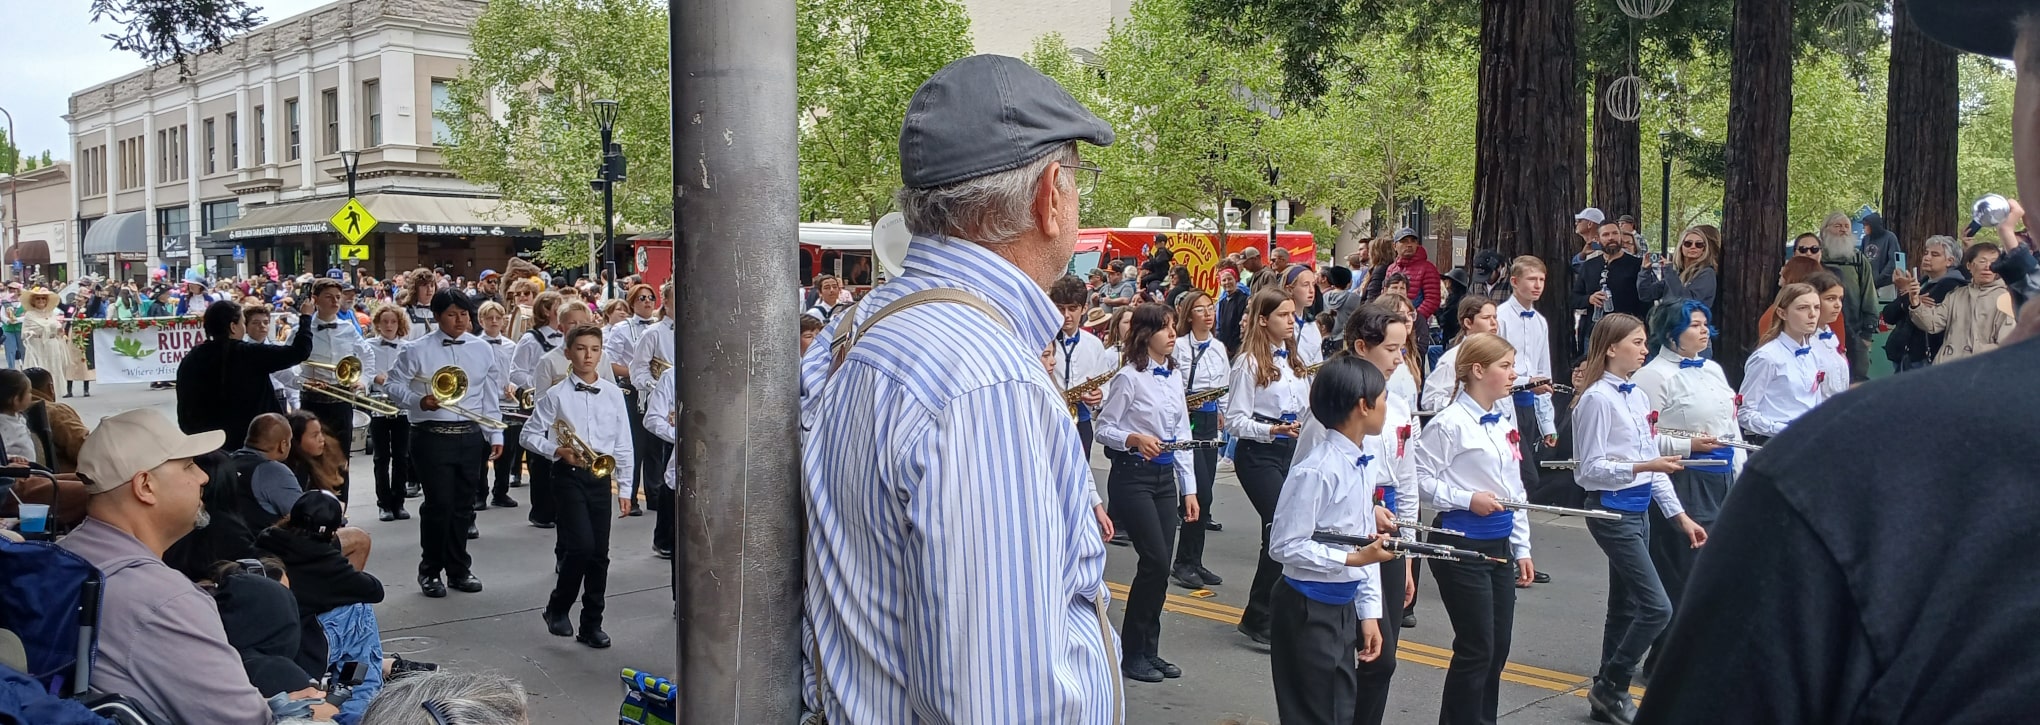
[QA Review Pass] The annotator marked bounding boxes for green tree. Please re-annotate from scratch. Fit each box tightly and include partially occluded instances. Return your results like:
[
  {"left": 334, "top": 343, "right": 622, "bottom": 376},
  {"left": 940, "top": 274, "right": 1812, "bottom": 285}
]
[
  {"left": 797, "top": 0, "right": 974, "bottom": 224},
  {"left": 1957, "top": 56, "right": 2018, "bottom": 240},
  {"left": 441, "top": 0, "right": 673, "bottom": 272}
]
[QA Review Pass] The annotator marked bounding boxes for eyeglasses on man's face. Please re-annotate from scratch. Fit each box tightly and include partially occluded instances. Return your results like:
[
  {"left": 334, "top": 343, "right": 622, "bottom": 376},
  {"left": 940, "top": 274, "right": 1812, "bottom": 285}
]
[{"left": 1058, "top": 162, "right": 1103, "bottom": 195}]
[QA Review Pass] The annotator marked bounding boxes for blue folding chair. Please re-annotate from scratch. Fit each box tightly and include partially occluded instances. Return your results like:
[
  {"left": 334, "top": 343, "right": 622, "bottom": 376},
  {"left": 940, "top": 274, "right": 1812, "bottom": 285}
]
[{"left": 0, "top": 538, "right": 159, "bottom": 724}]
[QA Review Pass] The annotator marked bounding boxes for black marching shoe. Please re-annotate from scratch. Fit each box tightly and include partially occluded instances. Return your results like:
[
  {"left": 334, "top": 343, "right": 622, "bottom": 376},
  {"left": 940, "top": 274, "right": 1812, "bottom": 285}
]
[
  {"left": 1402, "top": 610, "right": 1418, "bottom": 628},
  {"left": 529, "top": 519, "right": 555, "bottom": 529},
  {"left": 405, "top": 483, "right": 423, "bottom": 498},
  {"left": 628, "top": 508, "right": 643, "bottom": 517},
  {"left": 472, "top": 498, "right": 489, "bottom": 512},
  {"left": 1171, "top": 567, "right": 1205, "bottom": 590},
  {"left": 1534, "top": 570, "right": 1551, "bottom": 584},
  {"left": 418, "top": 574, "right": 448, "bottom": 598},
  {"left": 1588, "top": 678, "right": 1638, "bottom": 725},
  {"left": 576, "top": 628, "right": 612, "bottom": 649},
  {"left": 466, "top": 524, "right": 480, "bottom": 540},
  {"left": 394, "top": 508, "right": 412, "bottom": 521},
  {"left": 448, "top": 574, "right": 484, "bottom": 593},
  {"left": 1121, "top": 657, "right": 1165, "bottom": 683},
  {"left": 1108, "top": 530, "right": 1132, "bottom": 547},
  {"left": 1195, "top": 566, "right": 1224, "bottom": 586},
  {"left": 1204, "top": 517, "right": 1223, "bottom": 532},
  {"left": 1236, "top": 622, "right": 1272, "bottom": 646},
  {"left": 1148, "top": 655, "right": 1182, "bottom": 679},
  {"left": 541, "top": 610, "right": 574, "bottom": 637},
  {"left": 378, "top": 508, "right": 397, "bottom": 522},
  {"left": 653, "top": 546, "right": 675, "bottom": 560},
  {"left": 491, "top": 495, "right": 519, "bottom": 508}
]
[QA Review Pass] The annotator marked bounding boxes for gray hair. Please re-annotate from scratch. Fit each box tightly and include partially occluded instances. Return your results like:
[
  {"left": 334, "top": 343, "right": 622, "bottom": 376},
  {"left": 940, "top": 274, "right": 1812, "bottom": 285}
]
[
  {"left": 1924, "top": 235, "right": 1961, "bottom": 261},
  {"left": 359, "top": 671, "right": 529, "bottom": 725},
  {"left": 897, "top": 143, "right": 1079, "bottom": 245}
]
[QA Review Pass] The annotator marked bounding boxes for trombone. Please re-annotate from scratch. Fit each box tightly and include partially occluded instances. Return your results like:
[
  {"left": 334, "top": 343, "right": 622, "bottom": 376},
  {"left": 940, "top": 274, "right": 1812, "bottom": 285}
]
[
  {"left": 302, "top": 356, "right": 401, "bottom": 416},
  {"left": 414, "top": 366, "right": 509, "bottom": 430},
  {"left": 552, "top": 417, "right": 616, "bottom": 479}
]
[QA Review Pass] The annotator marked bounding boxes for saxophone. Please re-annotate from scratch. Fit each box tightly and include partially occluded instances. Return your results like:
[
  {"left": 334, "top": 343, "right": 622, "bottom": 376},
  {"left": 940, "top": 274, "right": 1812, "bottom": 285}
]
[
  {"left": 1184, "top": 386, "right": 1228, "bottom": 409},
  {"left": 1062, "top": 370, "right": 1117, "bottom": 416}
]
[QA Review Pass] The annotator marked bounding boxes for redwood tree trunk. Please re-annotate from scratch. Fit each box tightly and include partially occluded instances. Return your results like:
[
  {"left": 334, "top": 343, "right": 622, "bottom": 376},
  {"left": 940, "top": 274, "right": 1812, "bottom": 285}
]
[
  {"left": 1592, "top": 68, "right": 1642, "bottom": 225},
  {"left": 1716, "top": 0, "right": 1795, "bottom": 381},
  {"left": 1882, "top": 0, "right": 1960, "bottom": 264},
  {"left": 1471, "top": 0, "right": 1582, "bottom": 365}
]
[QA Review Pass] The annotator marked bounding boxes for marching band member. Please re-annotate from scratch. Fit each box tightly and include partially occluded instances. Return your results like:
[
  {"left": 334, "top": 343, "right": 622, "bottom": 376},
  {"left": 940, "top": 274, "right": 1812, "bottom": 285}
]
[
  {"left": 1373, "top": 293, "right": 1425, "bottom": 404},
  {"left": 1050, "top": 276, "right": 1113, "bottom": 458},
  {"left": 513, "top": 291, "right": 567, "bottom": 530},
  {"left": 533, "top": 303, "right": 606, "bottom": 397},
  {"left": 522, "top": 323, "right": 635, "bottom": 649},
  {"left": 386, "top": 290, "right": 505, "bottom": 599},
  {"left": 506, "top": 278, "right": 540, "bottom": 340},
  {"left": 1334, "top": 303, "right": 1422, "bottom": 725},
  {"left": 645, "top": 360, "right": 683, "bottom": 595},
  {"left": 1042, "top": 340, "right": 1116, "bottom": 544},
  {"left": 1804, "top": 272, "right": 1854, "bottom": 398},
  {"left": 1493, "top": 256, "right": 1559, "bottom": 492},
  {"left": 1094, "top": 303, "right": 1200, "bottom": 683},
  {"left": 1423, "top": 295, "right": 1501, "bottom": 414},
  {"left": 1227, "top": 289, "right": 1310, "bottom": 645},
  {"left": 1737, "top": 283, "right": 1829, "bottom": 445},
  {"left": 604, "top": 283, "right": 662, "bottom": 519},
  {"left": 1569, "top": 313, "right": 1706, "bottom": 725},
  {"left": 1632, "top": 299, "right": 1739, "bottom": 684},
  {"left": 1266, "top": 356, "right": 1395, "bottom": 725},
  {"left": 1285, "top": 265, "right": 1323, "bottom": 367},
  {"left": 297, "top": 278, "right": 369, "bottom": 504},
  {"left": 476, "top": 301, "right": 521, "bottom": 510},
  {"left": 628, "top": 282, "right": 678, "bottom": 558},
  {"left": 242, "top": 303, "right": 298, "bottom": 412},
  {"left": 1170, "top": 290, "right": 1228, "bottom": 590},
  {"left": 1413, "top": 333, "right": 1532, "bottom": 725},
  {"left": 366, "top": 305, "right": 416, "bottom": 521},
  {"left": 398, "top": 269, "right": 440, "bottom": 341}
]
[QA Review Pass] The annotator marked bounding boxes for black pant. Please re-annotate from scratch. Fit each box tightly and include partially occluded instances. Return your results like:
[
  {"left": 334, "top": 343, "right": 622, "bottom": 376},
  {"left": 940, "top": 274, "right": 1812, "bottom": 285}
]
[
  {"left": 370, "top": 415, "right": 410, "bottom": 511},
  {"left": 622, "top": 387, "right": 650, "bottom": 509},
  {"left": 1269, "top": 578, "right": 1358, "bottom": 725},
  {"left": 1428, "top": 532, "right": 1517, "bottom": 725},
  {"left": 1235, "top": 437, "right": 1295, "bottom": 636},
  {"left": 1107, "top": 453, "right": 1180, "bottom": 661},
  {"left": 414, "top": 427, "right": 486, "bottom": 579},
  {"left": 1514, "top": 402, "right": 1542, "bottom": 493},
  {"left": 1353, "top": 555, "right": 1407, "bottom": 725},
  {"left": 490, "top": 422, "right": 523, "bottom": 499},
  {"left": 526, "top": 440, "right": 556, "bottom": 527},
  {"left": 301, "top": 396, "right": 355, "bottom": 503},
  {"left": 1173, "top": 409, "right": 1220, "bottom": 571},
  {"left": 1643, "top": 466, "right": 1734, "bottom": 677},
  {"left": 646, "top": 441, "right": 675, "bottom": 551},
  {"left": 548, "top": 461, "right": 613, "bottom": 629}
]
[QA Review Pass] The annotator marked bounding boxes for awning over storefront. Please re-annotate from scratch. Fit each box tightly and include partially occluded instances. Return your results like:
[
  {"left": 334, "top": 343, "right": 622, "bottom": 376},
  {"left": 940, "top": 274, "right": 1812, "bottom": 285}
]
[
  {"left": 5, "top": 240, "right": 51, "bottom": 265},
  {"left": 81, "top": 211, "right": 147, "bottom": 257},
  {"left": 203, "top": 193, "right": 542, "bottom": 250}
]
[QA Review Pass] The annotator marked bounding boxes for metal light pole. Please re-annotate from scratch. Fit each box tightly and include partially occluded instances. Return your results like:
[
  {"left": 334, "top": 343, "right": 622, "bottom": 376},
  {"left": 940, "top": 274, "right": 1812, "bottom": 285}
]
[
  {"left": 1658, "top": 131, "right": 1673, "bottom": 256},
  {"left": 592, "top": 99, "right": 621, "bottom": 297},
  {"left": 1, "top": 106, "right": 18, "bottom": 283},
  {"left": 339, "top": 149, "right": 361, "bottom": 200},
  {"left": 672, "top": 0, "right": 802, "bottom": 719}
]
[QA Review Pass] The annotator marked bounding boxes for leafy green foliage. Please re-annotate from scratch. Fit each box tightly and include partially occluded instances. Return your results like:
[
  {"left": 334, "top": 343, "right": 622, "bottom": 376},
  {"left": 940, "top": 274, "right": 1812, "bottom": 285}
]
[{"left": 797, "top": 0, "right": 974, "bottom": 224}]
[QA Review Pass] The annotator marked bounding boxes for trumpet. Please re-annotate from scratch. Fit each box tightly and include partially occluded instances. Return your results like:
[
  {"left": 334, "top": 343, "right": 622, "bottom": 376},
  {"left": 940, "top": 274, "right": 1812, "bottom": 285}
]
[
  {"left": 1062, "top": 370, "right": 1116, "bottom": 415},
  {"left": 551, "top": 416, "right": 616, "bottom": 479},
  {"left": 302, "top": 356, "right": 402, "bottom": 416},
  {"left": 1655, "top": 427, "right": 1763, "bottom": 451},
  {"left": 649, "top": 355, "right": 672, "bottom": 380},
  {"left": 1184, "top": 386, "right": 1228, "bottom": 408},
  {"left": 500, "top": 386, "right": 537, "bottom": 422},
  {"left": 415, "top": 366, "right": 509, "bottom": 430},
  {"left": 1310, "top": 531, "right": 1508, "bottom": 564}
]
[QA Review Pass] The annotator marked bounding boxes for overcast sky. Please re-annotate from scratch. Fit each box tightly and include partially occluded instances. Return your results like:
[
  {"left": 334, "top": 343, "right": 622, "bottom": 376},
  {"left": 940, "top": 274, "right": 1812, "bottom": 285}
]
[{"left": 4, "top": 0, "right": 332, "bottom": 160}]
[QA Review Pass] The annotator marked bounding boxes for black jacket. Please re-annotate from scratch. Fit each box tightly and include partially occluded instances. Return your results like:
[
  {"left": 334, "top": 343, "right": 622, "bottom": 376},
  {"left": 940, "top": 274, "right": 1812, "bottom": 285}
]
[
  {"left": 255, "top": 527, "right": 385, "bottom": 678},
  {"left": 1879, "top": 271, "right": 1966, "bottom": 364},
  {"left": 1215, "top": 285, "right": 1250, "bottom": 354},
  {"left": 176, "top": 314, "right": 312, "bottom": 449},
  {"left": 1572, "top": 252, "right": 1645, "bottom": 354}
]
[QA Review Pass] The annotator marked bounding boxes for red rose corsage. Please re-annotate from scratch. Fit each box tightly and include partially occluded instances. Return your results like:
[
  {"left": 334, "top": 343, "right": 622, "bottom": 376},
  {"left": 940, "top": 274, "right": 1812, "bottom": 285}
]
[
  {"left": 1506, "top": 429, "right": 1521, "bottom": 445},
  {"left": 1647, "top": 410, "right": 1660, "bottom": 436},
  {"left": 1733, "top": 394, "right": 1744, "bottom": 409},
  {"left": 1397, "top": 425, "right": 1412, "bottom": 455},
  {"left": 1813, "top": 370, "right": 1826, "bottom": 393},
  {"left": 1505, "top": 428, "right": 1522, "bottom": 460}
]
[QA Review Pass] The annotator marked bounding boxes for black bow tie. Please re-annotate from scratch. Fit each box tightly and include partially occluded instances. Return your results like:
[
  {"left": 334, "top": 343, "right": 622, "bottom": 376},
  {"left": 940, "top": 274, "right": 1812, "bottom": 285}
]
[
  {"left": 634, "top": 318, "right": 652, "bottom": 326},
  {"left": 378, "top": 340, "right": 399, "bottom": 348},
  {"left": 574, "top": 382, "right": 601, "bottom": 394},
  {"left": 485, "top": 338, "right": 502, "bottom": 345},
  {"left": 441, "top": 338, "right": 465, "bottom": 346},
  {"left": 316, "top": 323, "right": 340, "bottom": 331},
  {"left": 547, "top": 331, "right": 563, "bottom": 339}
]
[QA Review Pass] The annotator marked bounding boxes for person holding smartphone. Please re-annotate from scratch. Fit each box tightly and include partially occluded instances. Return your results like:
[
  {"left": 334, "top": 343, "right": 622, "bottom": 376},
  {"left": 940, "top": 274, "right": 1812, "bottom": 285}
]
[{"left": 1881, "top": 235, "right": 1966, "bottom": 372}]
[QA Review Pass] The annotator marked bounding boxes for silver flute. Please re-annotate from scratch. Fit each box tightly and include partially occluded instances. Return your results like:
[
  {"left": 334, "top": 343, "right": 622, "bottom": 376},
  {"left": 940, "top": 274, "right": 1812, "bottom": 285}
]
[
  {"left": 1391, "top": 518, "right": 1466, "bottom": 537},
  {"left": 1656, "top": 427, "right": 1764, "bottom": 451},
  {"left": 1494, "top": 498, "right": 1626, "bottom": 521},
  {"left": 1540, "top": 459, "right": 1722, "bottom": 470}
]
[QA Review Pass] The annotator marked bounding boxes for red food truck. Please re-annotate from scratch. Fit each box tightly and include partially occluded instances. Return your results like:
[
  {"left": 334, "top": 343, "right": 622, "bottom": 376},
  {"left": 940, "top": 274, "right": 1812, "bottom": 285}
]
[
  {"left": 630, "top": 223, "right": 877, "bottom": 295},
  {"left": 1074, "top": 225, "right": 1317, "bottom": 295}
]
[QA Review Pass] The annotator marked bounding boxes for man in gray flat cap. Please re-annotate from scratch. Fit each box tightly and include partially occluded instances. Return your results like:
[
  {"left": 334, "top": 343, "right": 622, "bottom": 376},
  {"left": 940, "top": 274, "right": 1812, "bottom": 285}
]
[{"left": 799, "top": 55, "right": 1124, "bottom": 723}]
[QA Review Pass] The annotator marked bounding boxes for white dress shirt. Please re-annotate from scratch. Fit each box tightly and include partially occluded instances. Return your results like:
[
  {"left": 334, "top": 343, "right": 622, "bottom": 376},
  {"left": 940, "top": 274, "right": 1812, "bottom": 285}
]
[
  {"left": 1294, "top": 313, "right": 1325, "bottom": 367},
  {"left": 1094, "top": 361, "right": 1196, "bottom": 494},
  {"left": 510, "top": 325, "right": 566, "bottom": 390},
  {"left": 1268, "top": 428, "right": 1384, "bottom": 619},
  {"left": 1055, "top": 329, "right": 1116, "bottom": 420},
  {"left": 520, "top": 374, "right": 638, "bottom": 498},
  {"left": 605, "top": 315, "right": 659, "bottom": 376},
  {"left": 1811, "top": 329, "right": 1851, "bottom": 397},
  {"left": 1414, "top": 393, "right": 1532, "bottom": 560},
  {"left": 477, "top": 333, "right": 517, "bottom": 391},
  {"left": 299, "top": 311, "right": 370, "bottom": 392},
  {"left": 363, "top": 334, "right": 409, "bottom": 406},
  {"left": 644, "top": 368, "right": 679, "bottom": 492},
  {"left": 1737, "top": 334, "right": 1830, "bottom": 437},
  {"left": 386, "top": 330, "right": 507, "bottom": 445},
  {"left": 1495, "top": 296, "right": 1557, "bottom": 437},
  {"left": 403, "top": 304, "right": 437, "bottom": 341},
  {"left": 251, "top": 335, "right": 302, "bottom": 410},
  {"left": 1571, "top": 373, "right": 1684, "bottom": 517},
  {"left": 1633, "top": 350, "right": 1743, "bottom": 473},
  {"left": 1224, "top": 351, "right": 1309, "bottom": 443},
  {"left": 1292, "top": 385, "right": 1421, "bottom": 540},
  {"left": 629, "top": 319, "right": 675, "bottom": 392},
  {"left": 1169, "top": 331, "right": 1230, "bottom": 413},
  {"left": 1387, "top": 363, "right": 1418, "bottom": 412},
  {"left": 534, "top": 345, "right": 616, "bottom": 403}
]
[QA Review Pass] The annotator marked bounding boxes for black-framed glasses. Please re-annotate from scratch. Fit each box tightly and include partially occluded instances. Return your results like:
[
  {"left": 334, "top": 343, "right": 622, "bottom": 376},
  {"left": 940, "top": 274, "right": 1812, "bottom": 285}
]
[
  {"left": 1680, "top": 240, "right": 1707, "bottom": 249},
  {"left": 1059, "top": 162, "right": 1103, "bottom": 195},
  {"left": 635, "top": 294, "right": 656, "bottom": 302},
  {"left": 1795, "top": 245, "right": 1822, "bottom": 255}
]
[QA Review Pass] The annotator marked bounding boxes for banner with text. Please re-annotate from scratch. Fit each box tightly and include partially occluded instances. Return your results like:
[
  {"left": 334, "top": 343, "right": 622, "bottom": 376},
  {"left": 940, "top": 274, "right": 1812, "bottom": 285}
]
[{"left": 93, "top": 319, "right": 206, "bottom": 383}]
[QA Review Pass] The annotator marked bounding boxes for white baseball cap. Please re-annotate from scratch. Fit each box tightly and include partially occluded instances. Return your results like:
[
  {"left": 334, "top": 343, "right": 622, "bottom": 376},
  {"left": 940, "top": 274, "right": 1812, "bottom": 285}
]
[
  {"left": 78, "top": 409, "right": 223, "bottom": 494},
  {"left": 1575, "top": 207, "right": 1606, "bottom": 224}
]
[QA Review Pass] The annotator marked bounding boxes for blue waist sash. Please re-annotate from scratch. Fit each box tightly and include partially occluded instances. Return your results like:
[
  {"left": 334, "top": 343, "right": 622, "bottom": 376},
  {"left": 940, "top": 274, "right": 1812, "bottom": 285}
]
[
  {"left": 1684, "top": 446, "right": 1735, "bottom": 469},
  {"left": 1439, "top": 508, "right": 1515, "bottom": 540},
  {"left": 1380, "top": 485, "right": 1398, "bottom": 514},
  {"left": 1153, "top": 438, "right": 1177, "bottom": 467},
  {"left": 1197, "top": 400, "right": 1219, "bottom": 413},
  {"left": 1600, "top": 483, "right": 1651, "bottom": 513},
  {"left": 1284, "top": 576, "right": 1361, "bottom": 606},
  {"left": 1511, "top": 390, "right": 1536, "bottom": 408},
  {"left": 1076, "top": 402, "right": 1092, "bottom": 423}
]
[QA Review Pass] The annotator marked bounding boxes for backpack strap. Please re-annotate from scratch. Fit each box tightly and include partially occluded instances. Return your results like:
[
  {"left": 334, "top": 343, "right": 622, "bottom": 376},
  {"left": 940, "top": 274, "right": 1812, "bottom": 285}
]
[{"left": 828, "top": 288, "right": 1011, "bottom": 374}]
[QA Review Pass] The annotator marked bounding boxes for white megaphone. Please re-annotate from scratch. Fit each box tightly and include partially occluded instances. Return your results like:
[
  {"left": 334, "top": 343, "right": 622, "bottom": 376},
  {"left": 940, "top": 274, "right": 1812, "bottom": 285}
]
[{"left": 873, "top": 212, "right": 910, "bottom": 279}]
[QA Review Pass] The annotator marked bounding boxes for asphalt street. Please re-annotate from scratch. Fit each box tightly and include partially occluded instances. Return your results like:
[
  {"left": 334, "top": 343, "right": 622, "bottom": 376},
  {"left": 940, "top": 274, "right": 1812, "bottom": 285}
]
[{"left": 72, "top": 383, "right": 1643, "bottom": 724}]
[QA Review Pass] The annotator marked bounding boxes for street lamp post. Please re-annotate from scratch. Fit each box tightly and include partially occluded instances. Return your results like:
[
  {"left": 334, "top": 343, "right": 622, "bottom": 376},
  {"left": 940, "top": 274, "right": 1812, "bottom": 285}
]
[
  {"left": 1659, "top": 131, "right": 1673, "bottom": 256},
  {"left": 591, "top": 99, "right": 623, "bottom": 297},
  {"left": 339, "top": 149, "right": 362, "bottom": 274}
]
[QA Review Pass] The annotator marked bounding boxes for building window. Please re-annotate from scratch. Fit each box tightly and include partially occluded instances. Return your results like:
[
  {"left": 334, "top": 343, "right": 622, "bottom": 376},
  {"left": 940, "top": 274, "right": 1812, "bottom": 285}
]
[
  {"left": 286, "top": 98, "right": 300, "bottom": 161},
  {"left": 155, "top": 129, "right": 168, "bottom": 183},
  {"left": 157, "top": 206, "right": 191, "bottom": 239},
  {"left": 363, "top": 80, "right": 382, "bottom": 147},
  {"left": 430, "top": 79, "right": 452, "bottom": 145},
  {"left": 203, "top": 118, "right": 217, "bottom": 175},
  {"left": 118, "top": 137, "right": 141, "bottom": 190},
  {"left": 225, "top": 112, "right": 239, "bottom": 170},
  {"left": 155, "top": 126, "right": 188, "bottom": 183},
  {"left": 322, "top": 89, "right": 339, "bottom": 155},
  {"left": 202, "top": 200, "right": 240, "bottom": 233},
  {"left": 254, "top": 106, "right": 267, "bottom": 164},
  {"left": 77, "top": 146, "right": 106, "bottom": 196}
]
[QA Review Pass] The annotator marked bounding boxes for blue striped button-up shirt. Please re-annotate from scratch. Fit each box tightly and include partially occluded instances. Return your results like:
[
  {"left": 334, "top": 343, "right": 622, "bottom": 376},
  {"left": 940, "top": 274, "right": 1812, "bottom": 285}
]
[{"left": 799, "top": 235, "right": 1120, "bottom": 724}]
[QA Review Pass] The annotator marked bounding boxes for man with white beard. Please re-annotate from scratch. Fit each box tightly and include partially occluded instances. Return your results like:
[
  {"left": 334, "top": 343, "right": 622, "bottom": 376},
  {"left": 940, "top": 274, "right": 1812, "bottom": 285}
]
[{"left": 1819, "top": 212, "right": 1879, "bottom": 383}]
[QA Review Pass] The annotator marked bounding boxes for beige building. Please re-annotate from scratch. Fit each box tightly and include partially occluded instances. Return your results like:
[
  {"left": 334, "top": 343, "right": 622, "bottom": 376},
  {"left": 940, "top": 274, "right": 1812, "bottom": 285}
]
[
  {"left": 65, "top": 0, "right": 538, "bottom": 284},
  {"left": 960, "top": 0, "right": 1131, "bottom": 58},
  {"left": 0, "top": 162, "right": 77, "bottom": 280}
]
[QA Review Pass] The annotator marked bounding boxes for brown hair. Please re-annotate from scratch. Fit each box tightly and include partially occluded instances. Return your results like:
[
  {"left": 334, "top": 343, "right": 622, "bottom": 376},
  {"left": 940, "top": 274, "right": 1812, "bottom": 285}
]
[
  {"left": 563, "top": 323, "right": 605, "bottom": 349},
  {"left": 371, "top": 303, "right": 411, "bottom": 338},
  {"left": 310, "top": 278, "right": 341, "bottom": 297},
  {"left": 1760, "top": 283, "right": 1821, "bottom": 346},
  {"left": 397, "top": 268, "right": 436, "bottom": 306},
  {"left": 1675, "top": 225, "right": 1721, "bottom": 284},
  {"left": 1572, "top": 313, "right": 1645, "bottom": 409},
  {"left": 1375, "top": 292, "right": 1424, "bottom": 390},
  {"left": 531, "top": 291, "right": 563, "bottom": 329},
  {"left": 1449, "top": 333, "right": 1517, "bottom": 403},
  {"left": 1778, "top": 256, "right": 1825, "bottom": 287},
  {"left": 1241, "top": 289, "right": 1305, "bottom": 387},
  {"left": 1368, "top": 237, "right": 1396, "bottom": 268},
  {"left": 1452, "top": 295, "right": 1497, "bottom": 347},
  {"left": 1509, "top": 255, "right": 1546, "bottom": 279},
  {"left": 1173, "top": 291, "right": 1213, "bottom": 335},
  {"left": 627, "top": 283, "right": 658, "bottom": 309},
  {"left": 1120, "top": 303, "right": 1177, "bottom": 372}
]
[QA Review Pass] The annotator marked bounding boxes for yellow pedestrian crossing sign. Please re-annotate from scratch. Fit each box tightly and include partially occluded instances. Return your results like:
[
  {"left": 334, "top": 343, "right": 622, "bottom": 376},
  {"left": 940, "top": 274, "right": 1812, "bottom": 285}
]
[
  {"left": 330, "top": 198, "right": 377, "bottom": 244},
  {"left": 338, "top": 244, "right": 370, "bottom": 261}
]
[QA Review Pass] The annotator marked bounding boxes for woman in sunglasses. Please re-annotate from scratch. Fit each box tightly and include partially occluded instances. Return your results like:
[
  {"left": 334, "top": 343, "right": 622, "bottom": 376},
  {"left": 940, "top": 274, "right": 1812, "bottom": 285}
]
[{"left": 1638, "top": 225, "right": 1720, "bottom": 311}]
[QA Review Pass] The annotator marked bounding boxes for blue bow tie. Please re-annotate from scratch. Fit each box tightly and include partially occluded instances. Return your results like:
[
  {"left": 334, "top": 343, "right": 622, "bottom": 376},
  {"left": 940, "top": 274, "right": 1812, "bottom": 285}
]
[
  {"left": 1197, "top": 341, "right": 1209, "bottom": 353},
  {"left": 1478, "top": 411, "right": 1503, "bottom": 426},
  {"left": 1519, "top": 310, "right": 1536, "bottom": 319},
  {"left": 1678, "top": 358, "right": 1705, "bottom": 369},
  {"left": 1817, "top": 330, "right": 1835, "bottom": 340},
  {"left": 1151, "top": 367, "right": 1171, "bottom": 378},
  {"left": 1794, "top": 347, "right": 1811, "bottom": 357},
  {"left": 1273, "top": 349, "right": 1288, "bottom": 359},
  {"left": 1617, "top": 383, "right": 1636, "bottom": 394},
  {"left": 1355, "top": 454, "right": 1374, "bottom": 469}
]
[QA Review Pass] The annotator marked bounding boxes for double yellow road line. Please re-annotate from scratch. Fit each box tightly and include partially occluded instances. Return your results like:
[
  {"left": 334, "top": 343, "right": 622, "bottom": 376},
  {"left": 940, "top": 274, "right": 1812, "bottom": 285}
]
[{"left": 1105, "top": 582, "right": 1644, "bottom": 698}]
